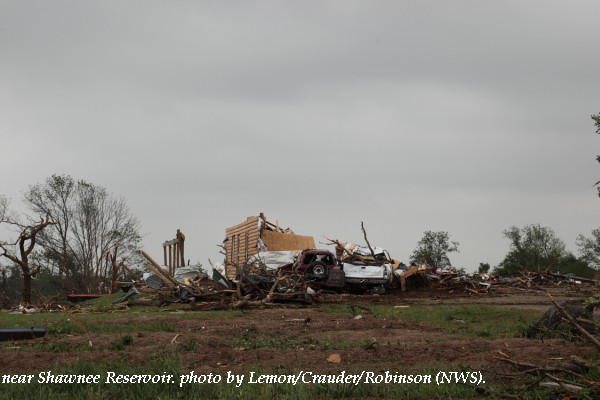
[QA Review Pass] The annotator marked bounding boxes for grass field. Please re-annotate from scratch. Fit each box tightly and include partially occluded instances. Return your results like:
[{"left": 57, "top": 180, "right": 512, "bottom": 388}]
[{"left": 1, "top": 299, "right": 598, "bottom": 399}]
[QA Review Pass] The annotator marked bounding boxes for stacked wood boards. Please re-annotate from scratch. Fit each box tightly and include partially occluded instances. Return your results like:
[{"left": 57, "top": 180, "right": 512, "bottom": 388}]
[
  {"left": 224, "top": 214, "right": 315, "bottom": 279},
  {"left": 225, "top": 216, "right": 260, "bottom": 278}
]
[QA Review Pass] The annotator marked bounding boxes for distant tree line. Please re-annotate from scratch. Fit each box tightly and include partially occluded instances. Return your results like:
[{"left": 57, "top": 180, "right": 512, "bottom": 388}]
[
  {"left": 408, "top": 226, "right": 593, "bottom": 278},
  {"left": 1, "top": 175, "right": 142, "bottom": 306},
  {"left": 407, "top": 224, "right": 598, "bottom": 279},
  {"left": 494, "top": 224, "right": 596, "bottom": 277}
]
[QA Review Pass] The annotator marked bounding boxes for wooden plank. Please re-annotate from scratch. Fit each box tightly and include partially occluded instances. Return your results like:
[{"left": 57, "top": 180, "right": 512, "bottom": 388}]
[
  {"left": 141, "top": 250, "right": 179, "bottom": 286},
  {"left": 226, "top": 224, "right": 256, "bottom": 234},
  {"left": 226, "top": 228, "right": 258, "bottom": 238},
  {"left": 226, "top": 216, "right": 259, "bottom": 234},
  {"left": 226, "top": 228, "right": 259, "bottom": 265},
  {"left": 225, "top": 264, "right": 237, "bottom": 279},
  {"left": 163, "top": 238, "right": 179, "bottom": 246}
]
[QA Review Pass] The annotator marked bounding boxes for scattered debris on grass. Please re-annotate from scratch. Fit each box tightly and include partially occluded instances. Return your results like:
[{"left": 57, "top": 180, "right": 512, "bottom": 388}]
[{"left": 493, "top": 293, "right": 600, "bottom": 398}]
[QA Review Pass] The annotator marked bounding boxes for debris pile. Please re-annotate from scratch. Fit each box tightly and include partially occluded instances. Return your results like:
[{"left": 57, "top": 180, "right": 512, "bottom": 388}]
[
  {"left": 117, "top": 244, "right": 600, "bottom": 308},
  {"left": 394, "top": 268, "right": 598, "bottom": 296},
  {"left": 232, "top": 249, "right": 343, "bottom": 306},
  {"left": 57, "top": 221, "right": 599, "bottom": 310},
  {"left": 528, "top": 301, "right": 594, "bottom": 338},
  {"left": 493, "top": 295, "right": 600, "bottom": 398},
  {"left": 135, "top": 250, "right": 227, "bottom": 304}
]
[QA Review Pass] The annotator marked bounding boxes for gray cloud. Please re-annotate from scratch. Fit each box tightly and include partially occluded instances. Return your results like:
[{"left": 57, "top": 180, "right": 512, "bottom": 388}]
[{"left": 1, "top": 1, "right": 600, "bottom": 270}]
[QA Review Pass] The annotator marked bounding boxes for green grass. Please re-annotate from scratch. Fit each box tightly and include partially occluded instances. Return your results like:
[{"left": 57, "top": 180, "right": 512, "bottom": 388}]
[
  {"left": 111, "top": 335, "right": 134, "bottom": 351},
  {"left": 229, "top": 330, "right": 356, "bottom": 351},
  {"left": 0, "top": 309, "right": 242, "bottom": 336},
  {"left": 2, "top": 304, "right": 531, "bottom": 340},
  {"left": 176, "top": 337, "right": 201, "bottom": 352},
  {"left": 319, "top": 303, "right": 535, "bottom": 339},
  {"left": 0, "top": 308, "right": 242, "bottom": 353},
  {"left": 1, "top": 304, "right": 598, "bottom": 399}
]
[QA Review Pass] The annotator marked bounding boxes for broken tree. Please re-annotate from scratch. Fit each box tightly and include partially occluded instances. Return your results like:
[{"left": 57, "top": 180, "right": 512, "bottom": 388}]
[{"left": 0, "top": 213, "right": 55, "bottom": 304}]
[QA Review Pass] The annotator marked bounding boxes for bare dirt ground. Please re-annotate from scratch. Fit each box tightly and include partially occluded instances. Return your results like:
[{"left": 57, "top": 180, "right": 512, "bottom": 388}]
[{"left": 1, "top": 286, "right": 597, "bottom": 378}]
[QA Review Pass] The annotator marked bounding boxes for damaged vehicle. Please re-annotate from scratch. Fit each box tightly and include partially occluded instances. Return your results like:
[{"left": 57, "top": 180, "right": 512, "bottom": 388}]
[
  {"left": 293, "top": 249, "right": 337, "bottom": 278},
  {"left": 234, "top": 249, "right": 345, "bottom": 297},
  {"left": 336, "top": 243, "right": 396, "bottom": 293},
  {"left": 292, "top": 249, "right": 345, "bottom": 288}
]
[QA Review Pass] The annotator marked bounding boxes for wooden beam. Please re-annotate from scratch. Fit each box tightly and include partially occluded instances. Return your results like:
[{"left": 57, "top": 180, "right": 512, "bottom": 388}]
[{"left": 141, "top": 250, "right": 178, "bottom": 286}]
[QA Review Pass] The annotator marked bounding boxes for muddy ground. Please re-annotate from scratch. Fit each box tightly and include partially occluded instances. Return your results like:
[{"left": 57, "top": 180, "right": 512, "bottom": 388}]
[{"left": 1, "top": 285, "right": 598, "bottom": 379}]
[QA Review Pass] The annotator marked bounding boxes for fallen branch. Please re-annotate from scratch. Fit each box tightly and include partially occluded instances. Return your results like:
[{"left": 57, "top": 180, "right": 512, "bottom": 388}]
[
  {"left": 570, "top": 355, "right": 591, "bottom": 371},
  {"left": 360, "top": 221, "right": 377, "bottom": 259},
  {"left": 539, "top": 381, "right": 583, "bottom": 392},
  {"left": 547, "top": 294, "right": 600, "bottom": 351},
  {"left": 494, "top": 356, "right": 587, "bottom": 380},
  {"left": 58, "top": 305, "right": 88, "bottom": 334},
  {"left": 170, "top": 334, "right": 180, "bottom": 344}
]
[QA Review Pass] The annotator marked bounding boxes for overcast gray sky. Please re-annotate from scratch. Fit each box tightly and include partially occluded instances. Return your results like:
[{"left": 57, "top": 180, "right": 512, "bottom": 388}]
[{"left": 1, "top": 1, "right": 599, "bottom": 271}]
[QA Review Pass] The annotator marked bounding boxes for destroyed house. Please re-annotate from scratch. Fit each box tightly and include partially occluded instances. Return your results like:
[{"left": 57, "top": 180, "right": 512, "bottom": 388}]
[{"left": 224, "top": 213, "right": 315, "bottom": 278}]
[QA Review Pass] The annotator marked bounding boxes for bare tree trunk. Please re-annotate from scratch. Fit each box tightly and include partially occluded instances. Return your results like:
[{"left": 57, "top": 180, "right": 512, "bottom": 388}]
[{"left": 22, "top": 271, "right": 33, "bottom": 304}]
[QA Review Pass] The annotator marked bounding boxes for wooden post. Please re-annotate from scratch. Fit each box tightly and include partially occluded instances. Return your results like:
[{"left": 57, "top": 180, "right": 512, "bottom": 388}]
[
  {"left": 174, "top": 243, "right": 178, "bottom": 270},
  {"left": 162, "top": 229, "right": 186, "bottom": 275},
  {"left": 177, "top": 229, "right": 185, "bottom": 266}
]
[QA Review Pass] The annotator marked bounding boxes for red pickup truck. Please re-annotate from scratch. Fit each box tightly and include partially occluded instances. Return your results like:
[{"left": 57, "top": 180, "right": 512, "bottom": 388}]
[
  {"left": 293, "top": 249, "right": 337, "bottom": 278},
  {"left": 292, "top": 249, "right": 345, "bottom": 288}
]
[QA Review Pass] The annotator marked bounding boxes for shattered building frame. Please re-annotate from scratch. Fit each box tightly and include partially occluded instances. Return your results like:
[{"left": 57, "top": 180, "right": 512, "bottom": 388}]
[{"left": 224, "top": 213, "right": 315, "bottom": 278}]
